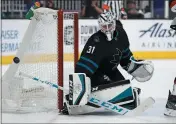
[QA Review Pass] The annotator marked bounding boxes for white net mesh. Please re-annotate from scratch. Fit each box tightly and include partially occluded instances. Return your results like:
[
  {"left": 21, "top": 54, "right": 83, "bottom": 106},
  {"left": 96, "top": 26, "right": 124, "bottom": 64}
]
[
  {"left": 63, "top": 12, "right": 75, "bottom": 83},
  {"left": 2, "top": 8, "right": 77, "bottom": 113}
]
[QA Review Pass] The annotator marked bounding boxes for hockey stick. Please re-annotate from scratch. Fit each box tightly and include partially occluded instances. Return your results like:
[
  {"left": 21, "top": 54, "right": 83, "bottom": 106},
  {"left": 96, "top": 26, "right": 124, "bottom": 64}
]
[
  {"left": 19, "top": 72, "right": 68, "bottom": 93},
  {"left": 19, "top": 72, "right": 155, "bottom": 116}
]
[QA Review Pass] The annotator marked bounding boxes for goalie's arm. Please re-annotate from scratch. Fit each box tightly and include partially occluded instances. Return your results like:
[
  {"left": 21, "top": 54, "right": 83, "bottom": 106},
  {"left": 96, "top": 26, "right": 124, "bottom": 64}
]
[
  {"left": 119, "top": 28, "right": 154, "bottom": 82},
  {"left": 119, "top": 28, "right": 134, "bottom": 71},
  {"left": 120, "top": 48, "right": 154, "bottom": 82},
  {"left": 75, "top": 35, "right": 104, "bottom": 77}
]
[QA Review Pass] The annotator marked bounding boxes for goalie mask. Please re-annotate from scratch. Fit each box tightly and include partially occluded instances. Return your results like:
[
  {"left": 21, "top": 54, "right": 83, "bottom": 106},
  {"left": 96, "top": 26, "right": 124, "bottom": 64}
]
[{"left": 98, "top": 12, "right": 116, "bottom": 41}]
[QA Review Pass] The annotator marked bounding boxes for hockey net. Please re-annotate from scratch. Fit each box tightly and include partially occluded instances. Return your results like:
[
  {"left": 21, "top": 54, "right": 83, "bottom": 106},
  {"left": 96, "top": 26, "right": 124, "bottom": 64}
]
[{"left": 2, "top": 8, "right": 79, "bottom": 113}]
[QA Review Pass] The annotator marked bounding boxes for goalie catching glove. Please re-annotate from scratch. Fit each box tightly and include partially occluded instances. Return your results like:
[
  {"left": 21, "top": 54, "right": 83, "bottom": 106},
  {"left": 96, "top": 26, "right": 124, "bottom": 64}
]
[{"left": 126, "top": 57, "right": 154, "bottom": 82}]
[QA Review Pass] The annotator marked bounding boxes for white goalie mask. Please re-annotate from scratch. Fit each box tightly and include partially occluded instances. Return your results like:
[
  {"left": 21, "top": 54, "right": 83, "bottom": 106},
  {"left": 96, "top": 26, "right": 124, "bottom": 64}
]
[{"left": 98, "top": 12, "right": 116, "bottom": 41}]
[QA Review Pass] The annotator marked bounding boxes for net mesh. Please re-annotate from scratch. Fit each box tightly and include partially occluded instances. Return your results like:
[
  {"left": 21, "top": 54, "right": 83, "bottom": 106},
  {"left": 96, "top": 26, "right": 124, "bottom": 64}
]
[{"left": 2, "top": 8, "right": 77, "bottom": 113}]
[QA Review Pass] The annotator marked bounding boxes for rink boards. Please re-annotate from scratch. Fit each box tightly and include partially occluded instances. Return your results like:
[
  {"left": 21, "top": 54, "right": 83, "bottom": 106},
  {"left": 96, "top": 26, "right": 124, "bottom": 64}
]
[{"left": 1, "top": 19, "right": 176, "bottom": 65}]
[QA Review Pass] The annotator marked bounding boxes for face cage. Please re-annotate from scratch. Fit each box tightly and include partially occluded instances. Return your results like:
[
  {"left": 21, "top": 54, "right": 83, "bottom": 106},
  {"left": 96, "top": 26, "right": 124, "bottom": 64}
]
[{"left": 100, "top": 22, "right": 116, "bottom": 34}]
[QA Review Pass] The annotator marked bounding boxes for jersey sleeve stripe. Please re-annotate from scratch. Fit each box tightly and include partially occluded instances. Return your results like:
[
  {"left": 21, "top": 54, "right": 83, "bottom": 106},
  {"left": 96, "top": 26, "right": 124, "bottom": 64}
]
[
  {"left": 76, "top": 62, "right": 94, "bottom": 74},
  {"left": 80, "top": 56, "right": 98, "bottom": 68}
]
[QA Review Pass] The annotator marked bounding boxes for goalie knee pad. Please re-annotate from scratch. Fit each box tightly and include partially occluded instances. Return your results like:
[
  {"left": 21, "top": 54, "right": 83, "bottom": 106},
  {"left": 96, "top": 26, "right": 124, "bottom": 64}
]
[
  {"left": 62, "top": 73, "right": 92, "bottom": 115},
  {"left": 68, "top": 73, "right": 91, "bottom": 106}
]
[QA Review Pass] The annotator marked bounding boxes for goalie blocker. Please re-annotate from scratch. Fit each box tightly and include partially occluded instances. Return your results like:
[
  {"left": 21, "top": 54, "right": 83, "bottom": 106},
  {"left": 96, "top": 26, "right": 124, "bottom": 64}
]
[{"left": 62, "top": 73, "right": 141, "bottom": 115}]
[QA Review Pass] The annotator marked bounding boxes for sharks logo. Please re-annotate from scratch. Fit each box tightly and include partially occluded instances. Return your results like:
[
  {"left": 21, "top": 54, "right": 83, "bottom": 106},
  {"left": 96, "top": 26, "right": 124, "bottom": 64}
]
[{"left": 110, "top": 48, "right": 122, "bottom": 70}]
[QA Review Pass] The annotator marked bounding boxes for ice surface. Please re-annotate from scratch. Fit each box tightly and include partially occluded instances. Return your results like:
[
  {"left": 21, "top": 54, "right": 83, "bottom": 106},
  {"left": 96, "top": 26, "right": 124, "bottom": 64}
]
[{"left": 1, "top": 60, "right": 176, "bottom": 123}]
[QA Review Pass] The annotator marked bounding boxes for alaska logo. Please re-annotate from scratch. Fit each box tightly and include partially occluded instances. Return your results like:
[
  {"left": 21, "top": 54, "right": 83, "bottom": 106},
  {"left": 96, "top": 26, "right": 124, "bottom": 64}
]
[
  {"left": 139, "top": 23, "right": 176, "bottom": 38},
  {"left": 110, "top": 48, "right": 122, "bottom": 70}
]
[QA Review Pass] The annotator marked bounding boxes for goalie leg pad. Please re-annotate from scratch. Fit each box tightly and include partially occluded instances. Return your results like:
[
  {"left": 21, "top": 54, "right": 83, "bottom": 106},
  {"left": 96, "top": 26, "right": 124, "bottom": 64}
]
[
  {"left": 63, "top": 79, "right": 141, "bottom": 115},
  {"left": 90, "top": 80, "right": 135, "bottom": 106},
  {"left": 62, "top": 73, "right": 92, "bottom": 115},
  {"left": 68, "top": 73, "right": 91, "bottom": 106}
]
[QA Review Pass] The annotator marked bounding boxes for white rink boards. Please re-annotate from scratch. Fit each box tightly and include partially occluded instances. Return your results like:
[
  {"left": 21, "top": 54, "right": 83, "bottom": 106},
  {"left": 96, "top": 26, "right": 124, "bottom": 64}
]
[{"left": 2, "top": 60, "right": 176, "bottom": 123}]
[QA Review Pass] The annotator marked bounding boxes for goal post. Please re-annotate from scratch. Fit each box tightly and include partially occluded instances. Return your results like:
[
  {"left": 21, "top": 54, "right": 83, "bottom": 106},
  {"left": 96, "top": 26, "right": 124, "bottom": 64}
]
[
  {"left": 58, "top": 10, "right": 79, "bottom": 112},
  {"left": 58, "top": 9, "right": 64, "bottom": 113},
  {"left": 2, "top": 8, "right": 79, "bottom": 113}
]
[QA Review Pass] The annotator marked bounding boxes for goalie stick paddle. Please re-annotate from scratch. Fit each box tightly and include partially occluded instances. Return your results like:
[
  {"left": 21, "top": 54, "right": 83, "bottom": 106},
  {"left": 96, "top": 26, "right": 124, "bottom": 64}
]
[
  {"left": 88, "top": 96, "right": 155, "bottom": 116},
  {"left": 19, "top": 72, "right": 155, "bottom": 116}
]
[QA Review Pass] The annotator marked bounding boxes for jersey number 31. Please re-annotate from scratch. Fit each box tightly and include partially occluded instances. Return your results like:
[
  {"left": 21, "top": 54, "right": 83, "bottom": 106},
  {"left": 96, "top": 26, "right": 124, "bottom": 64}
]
[{"left": 87, "top": 46, "right": 95, "bottom": 54}]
